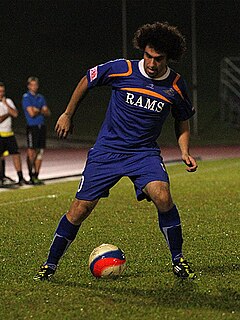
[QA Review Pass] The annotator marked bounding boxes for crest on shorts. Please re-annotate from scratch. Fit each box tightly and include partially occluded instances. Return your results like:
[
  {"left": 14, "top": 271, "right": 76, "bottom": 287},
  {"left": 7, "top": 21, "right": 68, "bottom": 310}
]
[{"left": 90, "top": 66, "right": 98, "bottom": 82}]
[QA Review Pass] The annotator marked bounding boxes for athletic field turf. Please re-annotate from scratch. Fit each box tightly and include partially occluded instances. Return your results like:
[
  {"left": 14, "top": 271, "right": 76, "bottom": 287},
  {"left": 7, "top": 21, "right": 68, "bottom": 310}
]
[{"left": 0, "top": 158, "right": 239, "bottom": 320}]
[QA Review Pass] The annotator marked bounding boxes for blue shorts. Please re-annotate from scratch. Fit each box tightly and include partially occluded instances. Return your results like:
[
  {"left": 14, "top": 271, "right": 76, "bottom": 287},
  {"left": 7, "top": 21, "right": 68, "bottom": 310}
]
[{"left": 76, "top": 148, "right": 169, "bottom": 201}]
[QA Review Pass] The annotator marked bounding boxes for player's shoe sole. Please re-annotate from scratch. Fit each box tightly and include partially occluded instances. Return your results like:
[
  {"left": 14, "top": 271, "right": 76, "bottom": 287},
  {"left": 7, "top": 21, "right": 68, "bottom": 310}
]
[
  {"left": 173, "top": 258, "right": 196, "bottom": 280},
  {"left": 33, "top": 265, "right": 55, "bottom": 281}
]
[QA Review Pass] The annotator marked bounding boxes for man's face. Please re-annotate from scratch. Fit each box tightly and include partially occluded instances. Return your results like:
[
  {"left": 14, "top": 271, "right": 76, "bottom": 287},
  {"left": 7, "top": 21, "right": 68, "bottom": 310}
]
[
  {"left": 28, "top": 80, "right": 39, "bottom": 94},
  {"left": 143, "top": 45, "right": 168, "bottom": 78},
  {"left": 0, "top": 86, "right": 5, "bottom": 100}
]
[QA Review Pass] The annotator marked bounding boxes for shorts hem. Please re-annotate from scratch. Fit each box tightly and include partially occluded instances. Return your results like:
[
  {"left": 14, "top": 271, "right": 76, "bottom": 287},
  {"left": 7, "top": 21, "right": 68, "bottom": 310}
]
[{"left": 75, "top": 194, "right": 109, "bottom": 201}]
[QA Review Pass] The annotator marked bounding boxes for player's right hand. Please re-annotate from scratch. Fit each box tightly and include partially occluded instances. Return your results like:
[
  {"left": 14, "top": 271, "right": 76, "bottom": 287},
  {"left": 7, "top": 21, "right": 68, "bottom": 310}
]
[{"left": 55, "top": 113, "right": 72, "bottom": 138}]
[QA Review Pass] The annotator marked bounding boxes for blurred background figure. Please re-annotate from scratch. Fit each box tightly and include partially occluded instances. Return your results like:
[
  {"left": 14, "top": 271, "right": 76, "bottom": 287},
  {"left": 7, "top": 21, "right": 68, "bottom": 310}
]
[
  {"left": 0, "top": 82, "right": 27, "bottom": 186},
  {"left": 0, "top": 152, "right": 16, "bottom": 187},
  {"left": 22, "top": 77, "right": 51, "bottom": 185}
]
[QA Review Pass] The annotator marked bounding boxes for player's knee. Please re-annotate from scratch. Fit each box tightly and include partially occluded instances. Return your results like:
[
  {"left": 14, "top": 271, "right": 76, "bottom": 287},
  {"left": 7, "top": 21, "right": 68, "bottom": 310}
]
[
  {"left": 145, "top": 181, "right": 173, "bottom": 211},
  {"left": 27, "top": 148, "right": 36, "bottom": 159},
  {"left": 153, "top": 191, "right": 173, "bottom": 212},
  {"left": 67, "top": 199, "right": 97, "bottom": 224},
  {"left": 36, "top": 149, "right": 44, "bottom": 160}
]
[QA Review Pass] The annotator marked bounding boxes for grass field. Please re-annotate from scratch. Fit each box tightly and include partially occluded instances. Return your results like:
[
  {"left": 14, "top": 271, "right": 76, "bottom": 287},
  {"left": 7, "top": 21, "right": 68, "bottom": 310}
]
[{"left": 0, "top": 158, "right": 239, "bottom": 320}]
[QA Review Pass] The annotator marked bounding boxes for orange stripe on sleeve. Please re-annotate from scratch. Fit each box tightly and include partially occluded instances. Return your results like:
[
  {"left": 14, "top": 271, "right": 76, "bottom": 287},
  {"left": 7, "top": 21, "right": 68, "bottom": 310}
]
[
  {"left": 120, "top": 87, "right": 172, "bottom": 103},
  {"left": 108, "top": 60, "right": 132, "bottom": 77},
  {"left": 173, "top": 74, "right": 184, "bottom": 99}
]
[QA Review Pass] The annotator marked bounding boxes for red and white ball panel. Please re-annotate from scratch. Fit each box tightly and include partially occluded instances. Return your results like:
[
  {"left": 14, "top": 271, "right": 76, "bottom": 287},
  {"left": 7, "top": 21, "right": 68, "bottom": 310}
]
[{"left": 89, "top": 243, "right": 126, "bottom": 278}]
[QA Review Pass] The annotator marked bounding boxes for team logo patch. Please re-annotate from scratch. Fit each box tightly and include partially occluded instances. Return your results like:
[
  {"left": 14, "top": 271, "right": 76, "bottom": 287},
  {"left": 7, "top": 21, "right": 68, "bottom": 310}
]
[
  {"left": 146, "top": 83, "right": 154, "bottom": 89},
  {"left": 163, "top": 88, "right": 175, "bottom": 96},
  {"left": 90, "top": 66, "right": 98, "bottom": 82}
]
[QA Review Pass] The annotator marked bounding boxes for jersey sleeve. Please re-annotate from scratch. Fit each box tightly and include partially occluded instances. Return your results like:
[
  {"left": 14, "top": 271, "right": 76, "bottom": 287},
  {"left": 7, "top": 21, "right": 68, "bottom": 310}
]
[
  {"left": 171, "top": 76, "right": 195, "bottom": 121},
  {"left": 87, "top": 59, "right": 130, "bottom": 89},
  {"left": 22, "top": 93, "right": 31, "bottom": 109},
  {"left": 6, "top": 98, "right": 16, "bottom": 110}
]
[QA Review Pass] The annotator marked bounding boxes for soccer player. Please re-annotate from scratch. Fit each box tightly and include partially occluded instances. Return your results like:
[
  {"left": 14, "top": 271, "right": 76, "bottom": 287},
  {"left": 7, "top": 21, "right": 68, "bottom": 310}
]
[
  {"left": 22, "top": 77, "right": 51, "bottom": 185},
  {"left": 34, "top": 22, "right": 198, "bottom": 281},
  {"left": 0, "top": 82, "right": 27, "bottom": 186}
]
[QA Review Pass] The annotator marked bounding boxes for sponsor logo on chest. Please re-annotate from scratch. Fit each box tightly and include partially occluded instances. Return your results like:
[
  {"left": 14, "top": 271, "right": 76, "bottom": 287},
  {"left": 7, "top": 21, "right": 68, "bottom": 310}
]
[{"left": 125, "top": 92, "right": 165, "bottom": 113}]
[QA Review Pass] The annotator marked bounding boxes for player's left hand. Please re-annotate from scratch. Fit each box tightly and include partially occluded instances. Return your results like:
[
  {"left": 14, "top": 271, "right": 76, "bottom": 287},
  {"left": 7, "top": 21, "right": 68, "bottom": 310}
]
[
  {"left": 182, "top": 154, "right": 198, "bottom": 172},
  {"left": 55, "top": 113, "right": 73, "bottom": 138}
]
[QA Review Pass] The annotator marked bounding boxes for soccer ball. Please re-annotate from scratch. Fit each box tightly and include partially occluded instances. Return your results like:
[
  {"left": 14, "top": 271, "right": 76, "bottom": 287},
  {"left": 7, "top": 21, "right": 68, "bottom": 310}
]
[{"left": 89, "top": 243, "right": 126, "bottom": 278}]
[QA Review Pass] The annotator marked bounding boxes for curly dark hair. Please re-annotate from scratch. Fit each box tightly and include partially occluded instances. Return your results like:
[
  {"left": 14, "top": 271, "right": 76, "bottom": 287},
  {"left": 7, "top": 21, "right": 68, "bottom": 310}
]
[{"left": 133, "top": 22, "right": 187, "bottom": 62}]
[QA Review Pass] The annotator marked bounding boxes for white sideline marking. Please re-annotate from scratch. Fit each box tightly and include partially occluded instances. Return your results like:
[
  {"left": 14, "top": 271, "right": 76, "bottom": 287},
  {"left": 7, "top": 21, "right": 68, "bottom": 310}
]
[
  {"left": 0, "top": 161, "right": 239, "bottom": 204},
  {"left": 0, "top": 194, "right": 58, "bottom": 207},
  {"left": 0, "top": 176, "right": 80, "bottom": 193}
]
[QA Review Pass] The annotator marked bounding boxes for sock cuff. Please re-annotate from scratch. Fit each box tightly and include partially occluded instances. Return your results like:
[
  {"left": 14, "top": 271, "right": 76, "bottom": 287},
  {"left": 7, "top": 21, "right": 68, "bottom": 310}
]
[
  {"left": 17, "top": 171, "right": 23, "bottom": 179},
  {"left": 56, "top": 214, "right": 80, "bottom": 241},
  {"left": 158, "top": 205, "right": 181, "bottom": 228}
]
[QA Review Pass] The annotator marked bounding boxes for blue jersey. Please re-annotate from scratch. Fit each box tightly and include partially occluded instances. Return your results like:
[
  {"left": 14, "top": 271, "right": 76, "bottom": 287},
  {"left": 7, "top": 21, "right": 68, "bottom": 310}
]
[
  {"left": 87, "top": 59, "right": 195, "bottom": 153},
  {"left": 22, "top": 91, "right": 47, "bottom": 126}
]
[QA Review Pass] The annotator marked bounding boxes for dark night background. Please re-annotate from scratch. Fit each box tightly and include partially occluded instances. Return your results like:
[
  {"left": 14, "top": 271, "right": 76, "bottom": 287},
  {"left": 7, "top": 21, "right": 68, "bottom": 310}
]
[{"left": 0, "top": 0, "right": 239, "bottom": 145}]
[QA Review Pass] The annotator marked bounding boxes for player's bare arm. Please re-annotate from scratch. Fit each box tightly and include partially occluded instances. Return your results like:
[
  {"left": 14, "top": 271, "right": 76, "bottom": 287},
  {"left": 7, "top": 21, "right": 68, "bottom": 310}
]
[
  {"left": 26, "top": 106, "right": 41, "bottom": 118},
  {"left": 2, "top": 97, "right": 18, "bottom": 118},
  {"left": 41, "top": 106, "right": 51, "bottom": 117},
  {"left": 55, "top": 75, "right": 88, "bottom": 138},
  {"left": 175, "top": 119, "right": 198, "bottom": 172},
  {"left": 0, "top": 114, "right": 9, "bottom": 123}
]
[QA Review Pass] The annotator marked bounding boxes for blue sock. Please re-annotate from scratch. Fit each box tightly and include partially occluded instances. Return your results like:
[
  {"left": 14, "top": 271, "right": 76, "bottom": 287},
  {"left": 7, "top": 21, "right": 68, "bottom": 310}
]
[
  {"left": 158, "top": 205, "right": 183, "bottom": 263},
  {"left": 46, "top": 214, "right": 80, "bottom": 268}
]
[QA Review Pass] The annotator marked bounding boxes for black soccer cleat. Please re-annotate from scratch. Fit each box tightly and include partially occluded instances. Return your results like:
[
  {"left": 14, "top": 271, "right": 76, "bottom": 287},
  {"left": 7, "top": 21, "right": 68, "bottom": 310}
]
[
  {"left": 18, "top": 178, "right": 29, "bottom": 186},
  {"left": 173, "top": 258, "right": 196, "bottom": 280},
  {"left": 31, "top": 177, "right": 45, "bottom": 185},
  {"left": 33, "top": 264, "right": 55, "bottom": 281}
]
